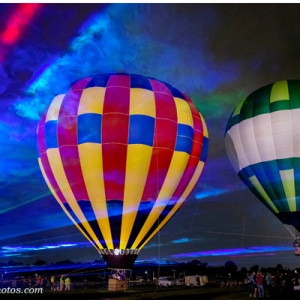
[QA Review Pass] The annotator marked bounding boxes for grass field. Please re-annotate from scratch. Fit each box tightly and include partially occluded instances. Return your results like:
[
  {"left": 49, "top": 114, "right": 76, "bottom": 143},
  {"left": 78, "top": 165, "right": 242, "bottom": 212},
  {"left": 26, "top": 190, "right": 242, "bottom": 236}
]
[{"left": 0, "top": 286, "right": 253, "bottom": 300}]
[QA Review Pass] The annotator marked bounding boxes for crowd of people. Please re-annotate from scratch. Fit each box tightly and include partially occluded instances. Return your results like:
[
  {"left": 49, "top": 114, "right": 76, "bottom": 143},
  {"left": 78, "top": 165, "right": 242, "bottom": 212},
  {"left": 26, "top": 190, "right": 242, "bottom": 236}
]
[
  {"left": 33, "top": 275, "right": 72, "bottom": 291},
  {"left": 2, "top": 274, "right": 73, "bottom": 291},
  {"left": 109, "top": 270, "right": 126, "bottom": 281},
  {"left": 247, "top": 269, "right": 300, "bottom": 297}
]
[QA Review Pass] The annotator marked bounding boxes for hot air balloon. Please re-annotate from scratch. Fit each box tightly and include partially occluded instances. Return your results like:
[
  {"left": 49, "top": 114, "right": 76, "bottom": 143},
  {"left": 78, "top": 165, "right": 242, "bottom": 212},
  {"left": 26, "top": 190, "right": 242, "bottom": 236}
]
[
  {"left": 37, "top": 74, "right": 208, "bottom": 269},
  {"left": 225, "top": 80, "right": 300, "bottom": 254}
]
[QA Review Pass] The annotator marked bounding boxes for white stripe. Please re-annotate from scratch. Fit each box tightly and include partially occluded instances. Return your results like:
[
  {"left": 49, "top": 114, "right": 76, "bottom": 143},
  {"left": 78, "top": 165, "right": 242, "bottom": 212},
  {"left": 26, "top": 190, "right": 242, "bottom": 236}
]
[{"left": 227, "top": 109, "right": 299, "bottom": 171}]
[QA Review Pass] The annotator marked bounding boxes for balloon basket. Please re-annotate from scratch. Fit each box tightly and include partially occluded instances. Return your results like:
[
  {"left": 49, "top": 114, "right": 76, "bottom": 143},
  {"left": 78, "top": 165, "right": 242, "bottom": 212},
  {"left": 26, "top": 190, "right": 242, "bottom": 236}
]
[{"left": 108, "top": 278, "right": 128, "bottom": 292}]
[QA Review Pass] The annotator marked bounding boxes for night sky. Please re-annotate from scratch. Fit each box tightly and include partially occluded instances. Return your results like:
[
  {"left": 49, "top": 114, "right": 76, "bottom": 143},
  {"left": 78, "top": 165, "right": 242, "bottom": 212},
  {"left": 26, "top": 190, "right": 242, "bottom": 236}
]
[{"left": 1, "top": 3, "right": 300, "bottom": 269}]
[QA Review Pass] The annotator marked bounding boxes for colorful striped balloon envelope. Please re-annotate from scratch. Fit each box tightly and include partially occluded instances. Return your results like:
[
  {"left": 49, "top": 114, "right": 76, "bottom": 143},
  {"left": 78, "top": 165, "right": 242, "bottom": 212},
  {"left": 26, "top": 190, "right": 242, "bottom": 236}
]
[
  {"left": 225, "top": 80, "right": 300, "bottom": 236},
  {"left": 37, "top": 74, "right": 208, "bottom": 269}
]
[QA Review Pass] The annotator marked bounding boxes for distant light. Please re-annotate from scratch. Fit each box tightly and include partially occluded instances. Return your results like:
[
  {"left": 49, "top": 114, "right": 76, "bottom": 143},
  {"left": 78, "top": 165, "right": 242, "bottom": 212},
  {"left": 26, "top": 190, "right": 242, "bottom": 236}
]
[
  {"left": 0, "top": 243, "right": 79, "bottom": 255},
  {"left": 195, "top": 189, "right": 228, "bottom": 199},
  {"left": 114, "top": 249, "right": 120, "bottom": 255},
  {"left": 60, "top": 244, "right": 77, "bottom": 247},
  {"left": 172, "top": 246, "right": 294, "bottom": 258},
  {"left": 172, "top": 238, "right": 189, "bottom": 244},
  {"left": 44, "top": 245, "right": 60, "bottom": 249}
]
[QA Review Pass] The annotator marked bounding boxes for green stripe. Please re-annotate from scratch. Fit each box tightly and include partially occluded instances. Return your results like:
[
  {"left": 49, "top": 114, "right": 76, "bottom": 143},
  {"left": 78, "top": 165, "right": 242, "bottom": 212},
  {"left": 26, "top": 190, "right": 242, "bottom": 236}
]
[
  {"left": 288, "top": 80, "right": 300, "bottom": 109},
  {"left": 270, "top": 100, "right": 290, "bottom": 113},
  {"left": 252, "top": 162, "right": 285, "bottom": 212},
  {"left": 252, "top": 84, "right": 273, "bottom": 117},
  {"left": 239, "top": 169, "right": 276, "bottom": 213},
  {"left": 248, "top": 175, "right": 279, "bottom": 213},
  {"left": 242, "top": 163, "right": 283, "bottom": 212},
  {"left": 239, "top": 91, "right": 254, "bottom": 122},
  {"left": 239, "top": 84, "right": 273, "bottom": 122},
  {"left": 262, "top": 160, "right": 289, "bottom": 212},
  {"left": 279, "top": 169, "right": 296, "bottom": 212},
  {"left": 293, "top": 158, "right": 300, "bottom": 211},
  {"left": 277, "top": 158, "right": 294, "bottom": 171}
]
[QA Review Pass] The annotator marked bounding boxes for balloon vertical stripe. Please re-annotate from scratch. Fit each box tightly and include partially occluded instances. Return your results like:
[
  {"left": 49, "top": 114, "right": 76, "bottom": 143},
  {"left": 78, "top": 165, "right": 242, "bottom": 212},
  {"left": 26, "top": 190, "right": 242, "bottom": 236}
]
[
  {"left": 57, "top": 78, "right": 92, "bottom": 201},
  {"left": 78, "top": 143, "right": 113, "bottom": 249},
  {"left": 102, "top": 75, "right": 130, "bottom": 200},
  {"left": 102, "top": 75, "right": 130, "bottom": 249}
]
